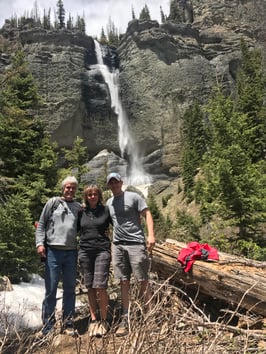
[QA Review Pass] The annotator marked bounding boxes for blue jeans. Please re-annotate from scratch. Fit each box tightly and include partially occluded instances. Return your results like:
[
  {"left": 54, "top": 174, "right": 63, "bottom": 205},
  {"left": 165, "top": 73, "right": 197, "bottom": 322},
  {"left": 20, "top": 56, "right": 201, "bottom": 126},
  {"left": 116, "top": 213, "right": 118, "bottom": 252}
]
[{"left": 42, "top": 247, "right": 77, "bottom": 326}]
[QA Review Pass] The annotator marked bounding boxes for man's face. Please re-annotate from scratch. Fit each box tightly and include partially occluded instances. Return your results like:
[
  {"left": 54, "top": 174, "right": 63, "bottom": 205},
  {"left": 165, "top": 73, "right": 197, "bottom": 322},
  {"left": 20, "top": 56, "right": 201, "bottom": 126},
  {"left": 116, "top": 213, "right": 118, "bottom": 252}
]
[
  {"left": 108, "top": 178, "right": 123, "bottom": 196},
  {"left": 62, "top": 183, "right": 77, "bottom": 201}
]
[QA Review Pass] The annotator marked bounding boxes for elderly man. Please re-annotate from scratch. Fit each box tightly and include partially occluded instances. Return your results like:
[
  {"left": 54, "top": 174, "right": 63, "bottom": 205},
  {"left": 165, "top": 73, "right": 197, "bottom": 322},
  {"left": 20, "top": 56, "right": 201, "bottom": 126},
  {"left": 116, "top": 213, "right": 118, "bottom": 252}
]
[
  {"left": 35, "top": 176, "right": 80, "bottom": 337},
  {"left": 106, "top": 172, "right": 155, "bottom": 336}
]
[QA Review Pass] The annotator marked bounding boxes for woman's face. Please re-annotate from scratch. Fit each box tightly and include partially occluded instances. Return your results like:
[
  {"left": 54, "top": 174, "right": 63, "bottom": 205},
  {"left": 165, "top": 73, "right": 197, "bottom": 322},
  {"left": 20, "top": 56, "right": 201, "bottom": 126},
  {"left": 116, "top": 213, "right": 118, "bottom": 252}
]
[{"left": 86, "top": 189, "right": 99, "bottom": 208}]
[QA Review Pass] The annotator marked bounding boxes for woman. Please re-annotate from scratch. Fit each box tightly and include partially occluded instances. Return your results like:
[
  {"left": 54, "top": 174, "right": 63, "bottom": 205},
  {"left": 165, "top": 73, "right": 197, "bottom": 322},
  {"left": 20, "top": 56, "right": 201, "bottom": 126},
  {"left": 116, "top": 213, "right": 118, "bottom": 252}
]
[{"left": 78, "top": 184, "right": 112, "bottom": 337}]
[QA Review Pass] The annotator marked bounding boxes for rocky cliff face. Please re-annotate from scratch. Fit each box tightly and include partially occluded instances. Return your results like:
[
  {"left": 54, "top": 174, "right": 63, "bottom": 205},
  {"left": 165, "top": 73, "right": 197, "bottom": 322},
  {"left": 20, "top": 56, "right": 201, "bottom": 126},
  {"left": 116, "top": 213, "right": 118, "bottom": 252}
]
[
  {"left": 18, "top": 29, "right": 121, "bottom": 157},
  {"left": 0, "top": 0, "right": 265, "bottom": 182},
  {"left": 118, "top": 0, "right": 266, "bottom": 176}
]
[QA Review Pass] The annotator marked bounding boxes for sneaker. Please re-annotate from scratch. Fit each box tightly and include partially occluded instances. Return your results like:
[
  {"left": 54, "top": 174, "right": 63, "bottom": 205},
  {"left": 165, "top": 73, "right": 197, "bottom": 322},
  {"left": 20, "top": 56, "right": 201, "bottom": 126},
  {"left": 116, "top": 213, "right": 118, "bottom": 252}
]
[
  {"left": 36, "top": 324, "right": 54, "bottom": 339},
  {"left": 116, "top": 317, "right": 129, "bottom": 337},
  {"left": 36, "top": 330, "right": 45, "bottom": 339},
  {"left": 88, "top": 321, "right": 99, "bottom": 337},
  {"left": 64, "top": 326, "right": 76, "bottom": 337},
  {"left": 63, "top": 321, "right": 76, "bottom": 337},
  {"left": 95, "top": 320, "right": 109, "bottom": 337}
]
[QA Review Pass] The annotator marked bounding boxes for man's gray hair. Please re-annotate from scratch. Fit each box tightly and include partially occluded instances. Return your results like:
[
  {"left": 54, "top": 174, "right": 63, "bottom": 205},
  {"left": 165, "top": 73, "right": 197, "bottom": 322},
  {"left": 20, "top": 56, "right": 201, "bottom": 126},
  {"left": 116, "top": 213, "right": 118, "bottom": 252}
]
[{"left": 61, "top": 176, "right": 78, "bottom": 190}]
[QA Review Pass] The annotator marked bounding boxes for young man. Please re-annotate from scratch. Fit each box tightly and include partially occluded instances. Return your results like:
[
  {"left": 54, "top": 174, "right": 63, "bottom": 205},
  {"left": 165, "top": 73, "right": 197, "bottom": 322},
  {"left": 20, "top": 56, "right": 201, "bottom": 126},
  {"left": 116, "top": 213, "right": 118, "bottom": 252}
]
[
  {"left": 106, "top": 172, "right": 155, "bottom": 336},
  {"left": 35, "top": 176, "right": 80, "bottom": 337}
]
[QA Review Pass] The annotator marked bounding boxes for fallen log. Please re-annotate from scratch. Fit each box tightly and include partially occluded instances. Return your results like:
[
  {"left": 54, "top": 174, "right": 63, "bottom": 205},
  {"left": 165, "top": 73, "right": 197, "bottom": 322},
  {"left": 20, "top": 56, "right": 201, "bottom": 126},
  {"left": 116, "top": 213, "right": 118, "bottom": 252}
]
[{"left": 151, "top": 239, "right": 266, "bottom": 317}]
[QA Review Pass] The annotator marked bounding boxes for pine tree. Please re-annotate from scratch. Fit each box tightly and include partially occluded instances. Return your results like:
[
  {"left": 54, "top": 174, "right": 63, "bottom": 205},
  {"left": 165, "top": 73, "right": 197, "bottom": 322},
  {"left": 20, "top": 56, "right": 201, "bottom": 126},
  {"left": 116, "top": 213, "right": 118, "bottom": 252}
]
[
  {"left": 147, "top": 194, "right": 173, "bottom": 241},
  {"left": 168, "top": 0, "right": 182, "bottom": 22},
  {"left": 181, "top": 103, "right": 209, "bottom": 194},
  {"left": 75, "top": 15, "right": 86, "bottom": 33},
  {"left": 10, "top": 15, "right": 18, "bottom": 28},
  {"left": 20, "top": 134, "right": 59, "bottom": 221},
  {"left": 0, "top": 197, "right": 39, "bottom": 282},
  {"left": 47, "top": 8, "right": 52, "bottom": 29},
  {"left": 131, "top": 5, "right": 136, "bottom": 20},
  {"left": 43, "top": 8, "right": 52, "bottom": 30},
  {"left": 139, "top": 4, "right": 151, "bottom": 21},
  {"left": 0, "top": 50, "right": 59, "bottom": 218},
  {"left": 235, "top": 40, "right": 266, "bottom": 163},
  {"left": 56, "top": 0, "right": 65, "bottom": 29},
  {"left": 106, "top": 17, "right": 120, "bottom": 47},
  {"left": 0, "top": 51, "right": 41, "bottom": 178},
  {"left": 53, "top": 9, "right": 59, "bottom": 29},
  {"left": 43, "top": 9, "right": 49, "bottom": 29},
  {"left": 0, "top": 50, "right": 60, "bottom": 279},
  {"left": 99, "top": 27, "right": 108, "bottom": 45},
  {"left": 160, "top": 6, "right": 166, "bottom": 23},
  {"left": 31, "top": 0, "right": 41, "bottom": 26},
  {"left": 59, "top": 136, "right": 89, "bottom": 198},
  {"left": 80, "top": 13, "right": 86, "bottom": 33},
  {"left": 0, "top": 51, "right": 40, "bottom": 112},
  {"left": 196, "top": 88, "right": 266, "bottom": 242},
  {"left": 66, "top": 14, "right": 73, "bottom": 30}
]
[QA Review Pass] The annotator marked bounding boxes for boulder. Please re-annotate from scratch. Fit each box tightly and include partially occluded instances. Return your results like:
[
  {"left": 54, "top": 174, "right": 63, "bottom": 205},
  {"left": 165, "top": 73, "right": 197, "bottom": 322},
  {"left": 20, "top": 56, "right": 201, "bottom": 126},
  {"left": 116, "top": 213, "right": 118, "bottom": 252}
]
[{"left": 0, "top": 276, "right": 13, "bottom": 292}]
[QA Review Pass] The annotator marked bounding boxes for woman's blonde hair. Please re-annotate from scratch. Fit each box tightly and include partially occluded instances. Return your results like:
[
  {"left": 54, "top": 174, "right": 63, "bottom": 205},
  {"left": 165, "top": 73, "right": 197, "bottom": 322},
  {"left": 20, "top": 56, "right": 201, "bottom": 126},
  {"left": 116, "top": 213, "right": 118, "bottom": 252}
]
[{"left": 83, "top": 184, "right": 104, "bottom": 207}]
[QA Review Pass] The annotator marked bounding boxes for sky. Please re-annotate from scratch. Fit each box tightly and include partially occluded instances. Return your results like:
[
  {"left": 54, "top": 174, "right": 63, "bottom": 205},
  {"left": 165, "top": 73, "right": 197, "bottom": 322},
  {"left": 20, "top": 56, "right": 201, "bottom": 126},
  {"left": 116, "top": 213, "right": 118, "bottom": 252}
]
[{"left": 0, "top": 0, "right": 170, "bottom": 38}]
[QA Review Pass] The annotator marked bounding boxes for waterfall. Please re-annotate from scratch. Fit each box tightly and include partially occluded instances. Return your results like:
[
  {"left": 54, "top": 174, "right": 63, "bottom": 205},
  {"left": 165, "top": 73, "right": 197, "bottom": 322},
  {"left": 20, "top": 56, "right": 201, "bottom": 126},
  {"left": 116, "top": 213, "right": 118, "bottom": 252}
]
[{"left": 93, "top": 40, "right": 151, "bottom": 186}]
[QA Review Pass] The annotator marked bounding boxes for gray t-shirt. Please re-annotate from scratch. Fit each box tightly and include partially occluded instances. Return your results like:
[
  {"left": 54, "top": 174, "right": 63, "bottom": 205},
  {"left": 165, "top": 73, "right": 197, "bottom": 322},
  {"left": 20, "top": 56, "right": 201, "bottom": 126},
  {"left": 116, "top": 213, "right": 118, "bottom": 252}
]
[{"left": 106, "top": 191, "right": 148, "bottom": 243}]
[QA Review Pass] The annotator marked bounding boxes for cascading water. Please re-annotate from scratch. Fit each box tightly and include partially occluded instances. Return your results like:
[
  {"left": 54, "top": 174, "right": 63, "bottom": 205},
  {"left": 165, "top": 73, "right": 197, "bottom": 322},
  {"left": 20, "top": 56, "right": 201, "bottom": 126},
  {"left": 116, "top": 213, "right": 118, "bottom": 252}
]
[{"left": 92, "top": 40, "right": 151, "bottom": 186}]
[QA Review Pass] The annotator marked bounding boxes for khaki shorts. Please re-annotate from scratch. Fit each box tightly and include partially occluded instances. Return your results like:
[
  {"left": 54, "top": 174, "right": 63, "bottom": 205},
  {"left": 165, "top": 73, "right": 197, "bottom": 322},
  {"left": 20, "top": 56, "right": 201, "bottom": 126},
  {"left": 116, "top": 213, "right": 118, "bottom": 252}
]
[{"left": 112, "top": 243, "right": 150, "bottom": 281}]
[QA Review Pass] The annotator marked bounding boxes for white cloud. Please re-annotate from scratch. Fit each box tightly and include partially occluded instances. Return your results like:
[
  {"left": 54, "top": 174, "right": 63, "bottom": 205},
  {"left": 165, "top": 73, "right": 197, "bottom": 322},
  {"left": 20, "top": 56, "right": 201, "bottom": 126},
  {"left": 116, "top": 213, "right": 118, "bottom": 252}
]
[{"left": 0, "top": 0, "right": 170, "bottom": 37}]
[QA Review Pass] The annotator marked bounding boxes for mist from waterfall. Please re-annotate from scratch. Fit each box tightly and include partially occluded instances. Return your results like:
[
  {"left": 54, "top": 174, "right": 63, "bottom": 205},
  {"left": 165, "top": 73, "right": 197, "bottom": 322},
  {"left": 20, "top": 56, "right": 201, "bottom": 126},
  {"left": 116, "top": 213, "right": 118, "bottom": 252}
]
[{"left": 93, "top": 40, "right": 151, "bottom": 185}]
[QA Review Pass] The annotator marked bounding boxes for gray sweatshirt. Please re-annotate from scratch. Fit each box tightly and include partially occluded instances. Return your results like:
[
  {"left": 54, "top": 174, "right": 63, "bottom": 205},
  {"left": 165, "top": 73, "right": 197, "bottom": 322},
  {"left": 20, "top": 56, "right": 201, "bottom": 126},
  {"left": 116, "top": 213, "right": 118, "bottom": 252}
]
[{"left": 35, "top": 197, "right": 80, "bottom": 250}]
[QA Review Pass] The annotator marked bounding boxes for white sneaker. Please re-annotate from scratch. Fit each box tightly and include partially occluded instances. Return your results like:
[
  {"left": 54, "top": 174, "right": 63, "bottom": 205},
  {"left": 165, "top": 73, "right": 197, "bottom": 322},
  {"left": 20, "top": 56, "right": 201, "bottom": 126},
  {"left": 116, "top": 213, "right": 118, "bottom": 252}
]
[
  {"left": 116, "top": 317, "right": 129, "bottom": 337},
  {"left": 95, "top": 320, "right": 109, "bottom": 337},
  {"left": 88, "top": 321, "right": 99, "bottom": 337}
]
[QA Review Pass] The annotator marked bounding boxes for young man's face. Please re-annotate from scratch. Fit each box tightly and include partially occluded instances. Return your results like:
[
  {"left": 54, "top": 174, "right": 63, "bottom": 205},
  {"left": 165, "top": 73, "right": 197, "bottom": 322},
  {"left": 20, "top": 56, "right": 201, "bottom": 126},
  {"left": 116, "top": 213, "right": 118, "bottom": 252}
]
[
  {"left": 62, "top": 183, "right": 77, "bottom": 201},
  {"left": 108, "top": 178, "right": 123, "bottom": 196}
]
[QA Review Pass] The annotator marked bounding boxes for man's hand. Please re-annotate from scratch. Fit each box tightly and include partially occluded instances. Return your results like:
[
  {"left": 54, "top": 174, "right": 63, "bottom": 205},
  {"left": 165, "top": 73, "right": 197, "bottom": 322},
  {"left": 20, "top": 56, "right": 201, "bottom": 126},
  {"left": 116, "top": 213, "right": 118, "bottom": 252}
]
[
  {"left": 147, "top": 235, "right": 155, "bottom": 253},
  {"left": 142, "top": 209, "right": 155, "bottom": 253},
  {"left": 37, "top": 245, "right": 46, "bottom": 259}
]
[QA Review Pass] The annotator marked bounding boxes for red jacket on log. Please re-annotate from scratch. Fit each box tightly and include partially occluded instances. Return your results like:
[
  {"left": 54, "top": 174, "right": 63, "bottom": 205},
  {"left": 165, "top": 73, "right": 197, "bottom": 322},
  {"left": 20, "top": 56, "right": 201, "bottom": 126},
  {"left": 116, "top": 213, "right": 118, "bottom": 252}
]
[{"left": 177, "top": 241, "right": 219, "bottom": 272}]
